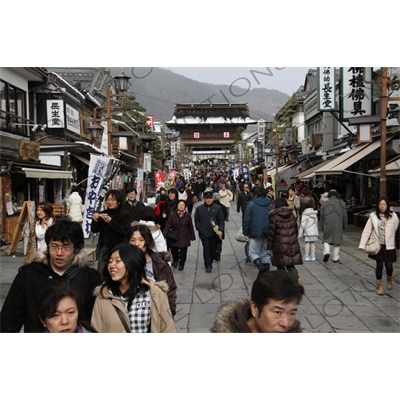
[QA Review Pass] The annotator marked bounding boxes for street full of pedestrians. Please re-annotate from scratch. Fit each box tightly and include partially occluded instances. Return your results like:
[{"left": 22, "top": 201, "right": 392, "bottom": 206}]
[{"left": 1, "top": 197, "right": 399, "bottom": 333}]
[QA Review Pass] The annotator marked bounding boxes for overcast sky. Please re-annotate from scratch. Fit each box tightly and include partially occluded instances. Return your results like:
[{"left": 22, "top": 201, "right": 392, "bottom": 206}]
[{"left": 163, "top": 67, "right": 313, "bottom": 96}]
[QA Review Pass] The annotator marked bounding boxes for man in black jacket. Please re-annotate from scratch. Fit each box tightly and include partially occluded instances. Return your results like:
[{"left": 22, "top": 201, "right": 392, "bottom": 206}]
[
  {"left": 121, "top": 187, "right": 144, "bottom": 222},
  {"left": 0, "top": 218, "right": 101, "bottom": 333},
  {"left": 194, "top": 190, "right": 225, "bottom": 273}
]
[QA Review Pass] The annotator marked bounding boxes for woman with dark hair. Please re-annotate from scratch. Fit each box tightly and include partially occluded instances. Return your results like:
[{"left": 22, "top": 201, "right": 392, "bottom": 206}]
[
  {"left": 91, "top": 244, "right": 175, "bottom": 333},
  {"left": 163, "top": 199, "right": 196, "bottom": 270},
  {"left": 35, "top": 201, "right": 55, "bottom": 250},
  {"left": 359, "top": 197, "right": 399, "bottom": 295},
  {"left": 267, "top": 198, "right": 304, "bottom": 285},
  {"left": 161, "top": 188, "right": 179, "bottom": 233},
  {"left": 33, "top": 281, "right": 97, "bottom": 333},
  {"left": 91, "top": 189, "right": 133, "bottom": 274},
  {"left": 185, "top": 183, "right": 197, "bottom": 215},
  {"left": 127, "top": 225, "right": 177, "bottom": 317},
  {"left": 299, "top": 187, "right": 316, "bottom": 217}
]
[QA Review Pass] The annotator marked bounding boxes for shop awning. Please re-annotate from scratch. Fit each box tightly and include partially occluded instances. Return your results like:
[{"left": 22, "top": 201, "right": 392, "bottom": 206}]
[
  {"left": 368, "top": 156, "right": 400, "bottom": 176},
  {"left": 291, "top": 158, "right": 337, "bottom": 180},
  {"left": 70, "top": 154, "right": 90, "bottom": 166},
  {"left": 315, "top": 136, "right": 394, "bottom": 175},
  {"left": 22, "top": 168, "right": 73, "bottom": 179}
]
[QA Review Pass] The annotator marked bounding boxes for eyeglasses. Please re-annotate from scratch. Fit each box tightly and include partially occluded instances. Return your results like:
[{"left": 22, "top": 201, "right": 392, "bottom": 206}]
[{"left": 49, "top": 243, "right": 74, "bottom": 252}]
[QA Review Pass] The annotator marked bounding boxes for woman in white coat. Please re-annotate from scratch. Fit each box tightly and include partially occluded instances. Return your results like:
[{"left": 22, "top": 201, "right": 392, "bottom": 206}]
[
  {"left": 67, "top": 186, "right": 84, "bottom": 223},
  {"left": 359, "top": 197, "right": 399, "bottom": 295}
]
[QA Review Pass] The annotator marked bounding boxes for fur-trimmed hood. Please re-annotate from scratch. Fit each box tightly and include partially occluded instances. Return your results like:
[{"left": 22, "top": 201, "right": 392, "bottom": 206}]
[
  {"left": 33, "top": 247, "right": 90, "bottom": 267},
  {"left": 211, "top": 298, "right": 303, "bottom": 333},
  {"left": 269, "top": 206, "right": 293, "bottom": 217},
  {"left": 132, "top": 220, "right": 162, "bottom": 232}
]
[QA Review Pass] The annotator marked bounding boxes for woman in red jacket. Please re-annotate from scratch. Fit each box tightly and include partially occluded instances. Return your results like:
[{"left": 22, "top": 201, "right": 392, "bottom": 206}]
[{"left": 163, "top": 200, "right": 196, "bottom": 270}]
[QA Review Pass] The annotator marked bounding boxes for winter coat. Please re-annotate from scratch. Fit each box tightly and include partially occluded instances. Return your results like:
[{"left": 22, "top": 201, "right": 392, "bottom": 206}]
[
  {"left": 67, "top": 191, "right": 83, "bottom": 222},
  {"left": 163, "top": 210, "right": 195, "bottom": 248},
  {"left": 299, "top": 194, "right": 316, "bottom": 216},
  {"left": 287, "top": 194, "right": 301, "bottom": 225},
  {"left": 242, "top": 196, "right": 274, "bottom": 239},
  {"left": 194, "top": 202, "right": 225, "bottom": 239},
  {"left": 121, "top": 199, "right": 144, "bottom": 222},
  {"left": 91, "top": 206, "right": 132, "bottom": 260},
  {"left": 91, "top": 278, "right": 175, "bottom": 333},
  {"left": 237, "top": 190, "right": 252, "bottom": 213},
  {"left": 0, "top": 248, "right": 101, "bottom": 333},
  {"left": 218, "top": 189, "right": 233, "bottom": 209},
  {"left": 185, "top": 189, "right": 196, "bottom": 205},
  {"left": 149, "top": 251, "right": 177, "bottom": 316},
  {"left": 319, "top": 195, "right": 348, "bottom": 245},
  {"left": 132, "top": 220, "right": 167, "bottom": 253},
  {"left": 359, "top": 211, "right": 399, "bottom": 251},
  {"left": 35, "top": 217, "right": 54, "bottom": 250},
  {"left": 299, "top": 208, "right": 319, "bottom": 238},
  {"left": 178, "top": 190, "right": 188, "bottom": 201},
  {"left": 267, "top": 206, "right": 303, "bottom": 267},
  {"left": 210, "top": 299, "right": 302, "bottom": 333}
]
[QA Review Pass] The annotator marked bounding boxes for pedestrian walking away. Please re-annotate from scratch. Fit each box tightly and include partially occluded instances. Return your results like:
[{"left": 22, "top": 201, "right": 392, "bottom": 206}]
[
  {"left": 242, "top": 186, "right": 273, "bottom": 275},
  {"left": 0, "top": 218, "right": 101, "bottom": 333},
  {"left": 319, "top": 190, "right": 348, "bottom": 263},
  {"left": 194, "top": 190, "right": 225, "bottom": 273},
  {"left": 359, "top": 197, "right": 399, "bottom": 295},
  {"left": 267, "top": 198, "right": 304, "bottom": 285},
  {"left": 298, "top": 202, "right": 319, "bottom": 262},
  {"left": 211, "top": 270, "right": 304, "bottom": 333}
]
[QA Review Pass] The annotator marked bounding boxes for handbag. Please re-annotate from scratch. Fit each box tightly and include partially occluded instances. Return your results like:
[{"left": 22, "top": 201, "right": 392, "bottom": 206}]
[
  {"left": 365, "top": 220, "right": 386, "bottom": 255},
  {"left": 167, "top": 230, "right": 179, "bottom": 242},
  {"left": 235, "top": 227, "right": 247, "bottom": 242}
]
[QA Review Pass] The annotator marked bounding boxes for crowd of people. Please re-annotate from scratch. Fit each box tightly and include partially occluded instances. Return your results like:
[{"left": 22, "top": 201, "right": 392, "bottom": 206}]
[{"left": 0, "top": 166, "right": 398, "bottom": 333}]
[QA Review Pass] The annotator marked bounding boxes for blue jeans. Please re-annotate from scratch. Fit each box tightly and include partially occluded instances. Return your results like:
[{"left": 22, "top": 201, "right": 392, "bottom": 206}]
[{"left": 248, "top": 238, "right": 270, "bottom": 264}]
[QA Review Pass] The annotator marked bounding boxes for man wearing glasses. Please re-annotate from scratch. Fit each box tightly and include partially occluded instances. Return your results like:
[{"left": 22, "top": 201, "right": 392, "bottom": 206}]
[{"left": 0, "top": 218, "right": 101, "bottom": 333}]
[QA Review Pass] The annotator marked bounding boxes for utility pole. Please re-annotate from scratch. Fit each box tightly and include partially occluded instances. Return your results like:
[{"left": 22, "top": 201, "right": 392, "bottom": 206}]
[{"left": 379, "top": 68, "right": 388, "bottom": 198}]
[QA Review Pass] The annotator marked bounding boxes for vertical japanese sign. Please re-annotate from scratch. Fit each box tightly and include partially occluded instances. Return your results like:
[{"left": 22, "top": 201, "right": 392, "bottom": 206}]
[
  {"left": 165, "top": 170, "right": 177, "bottom": 191},
  {"left": 143, "top": 153, "right": 152, "bottom": 172},
  {"left": 183, "top": 168, "right": 190, "bottom": 181},
  {"left": 82, "top": 155, "right": 122, "bottom": 238},
  {"left": 136, "top": 169, "right": 144, "bottom": 199},
  {"left": 66, "top": 104, "right": 80, "bottom": 134},
  {"left": 154, "top": 171, "right": 165, "bottom": 190},
  {"left": 341, "top": 67, "right": 373, "bottom": 120},
  {"left": 46, "top": 99, "right": 65, "bottom": 128},
  {"left": 317, "top": 67, "right": 337, "bottom": 111}
]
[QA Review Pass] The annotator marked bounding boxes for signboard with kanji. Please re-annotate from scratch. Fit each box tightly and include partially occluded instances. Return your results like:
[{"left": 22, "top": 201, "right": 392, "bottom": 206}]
[{"left": 317, "top": 67, "right": 337, "bottom": 111}]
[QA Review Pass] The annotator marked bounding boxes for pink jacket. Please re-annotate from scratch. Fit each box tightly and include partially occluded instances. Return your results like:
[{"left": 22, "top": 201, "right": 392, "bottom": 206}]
[{"left": 359, "top": 211, "right": 399, "bottom": 251}]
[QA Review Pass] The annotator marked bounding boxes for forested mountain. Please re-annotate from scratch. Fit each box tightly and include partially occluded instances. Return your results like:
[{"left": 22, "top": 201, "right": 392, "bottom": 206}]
[{"left": 110, "top": 67, "right": 290, "bottom": 122}]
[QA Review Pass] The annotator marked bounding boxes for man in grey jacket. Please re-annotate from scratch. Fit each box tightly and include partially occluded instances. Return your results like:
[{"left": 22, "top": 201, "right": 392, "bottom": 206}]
[{"left": 320, "top": 190, "right": 348, "bottom": 263}]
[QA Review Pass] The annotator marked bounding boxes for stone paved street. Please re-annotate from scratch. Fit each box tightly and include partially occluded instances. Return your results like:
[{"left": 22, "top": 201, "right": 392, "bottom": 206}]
[{"left": 1, "top": 201, "right": 399, "bottom": 333}]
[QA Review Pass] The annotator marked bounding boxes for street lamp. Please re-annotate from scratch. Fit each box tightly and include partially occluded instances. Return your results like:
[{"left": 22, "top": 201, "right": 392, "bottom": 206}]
[{"left": 88, "top": 71, "right": 131, "bottom": 156}]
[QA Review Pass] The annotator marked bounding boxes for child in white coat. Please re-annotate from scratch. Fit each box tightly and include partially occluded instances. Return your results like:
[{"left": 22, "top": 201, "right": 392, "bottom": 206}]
[{"left": 299, "top": 202, "right": 319, "bottom": 262}]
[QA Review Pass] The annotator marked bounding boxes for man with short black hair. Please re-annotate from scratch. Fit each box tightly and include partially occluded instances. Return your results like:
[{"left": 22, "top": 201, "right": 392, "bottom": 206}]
[
  {"left": 0, "top": 218, "right": 101, "bottom": 333},
  {"left": 194, "top": 189, "right": 225, "bottom": 273},
  {"left": 122, "top": 187, "right": 144, "bottom": 222},
  {"left": 211, "top": 270, "right": 304, "bottom": 333}
]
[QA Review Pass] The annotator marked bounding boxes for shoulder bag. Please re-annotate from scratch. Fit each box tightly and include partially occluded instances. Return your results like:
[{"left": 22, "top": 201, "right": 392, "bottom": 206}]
[{"left": 365, "top": 220, "right": 386, "bottom": 255}]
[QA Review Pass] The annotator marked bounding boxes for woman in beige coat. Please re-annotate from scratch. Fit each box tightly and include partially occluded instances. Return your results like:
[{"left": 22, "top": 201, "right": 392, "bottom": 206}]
[
  {"left": 359, "top": 197, "right": 399, "bottom": 295},
  {"left": 91, "top": 244, "right": 175, "bottom": 333}
]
